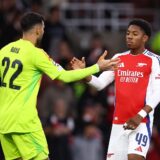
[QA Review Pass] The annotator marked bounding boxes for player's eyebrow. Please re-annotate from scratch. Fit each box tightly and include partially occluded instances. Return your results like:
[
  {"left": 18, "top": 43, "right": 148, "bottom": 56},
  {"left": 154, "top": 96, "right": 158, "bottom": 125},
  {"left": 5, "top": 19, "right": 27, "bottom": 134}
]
[{"left": 126, "top": 30, "right": 139, "bottom": 34}]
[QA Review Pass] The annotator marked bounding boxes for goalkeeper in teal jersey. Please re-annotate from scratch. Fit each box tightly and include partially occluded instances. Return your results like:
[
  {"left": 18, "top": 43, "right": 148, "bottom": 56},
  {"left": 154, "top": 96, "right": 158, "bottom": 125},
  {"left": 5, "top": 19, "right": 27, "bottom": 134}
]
[{"left": 0, "top": 12, "right": 119, "bottom": 160}]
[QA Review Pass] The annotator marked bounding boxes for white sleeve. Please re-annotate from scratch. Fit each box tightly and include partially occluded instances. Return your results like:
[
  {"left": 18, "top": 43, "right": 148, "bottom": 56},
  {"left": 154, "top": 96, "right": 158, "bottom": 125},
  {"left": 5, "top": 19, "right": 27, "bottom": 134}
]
[
  {"left": 88, "top": 71, "right": 114, "bottom": 90},
  {"left": 88, "top": 54, "right": 120, "bottom": 91},
  {"left": 146, "top": 57, "right": 160, "bottom": 109},
  {"left": 87, "top": 53, "right": 120, "bottom": 91}
]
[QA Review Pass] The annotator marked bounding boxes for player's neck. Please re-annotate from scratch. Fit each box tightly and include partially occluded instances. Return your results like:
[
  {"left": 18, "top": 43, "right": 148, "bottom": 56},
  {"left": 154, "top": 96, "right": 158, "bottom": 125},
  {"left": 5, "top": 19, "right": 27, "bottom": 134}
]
[
  {"left": 130, "top": 47, "right": 145, "bottom": 55},
  {"left": 22, "top": 33, "right": 37, "bottom": 46}
]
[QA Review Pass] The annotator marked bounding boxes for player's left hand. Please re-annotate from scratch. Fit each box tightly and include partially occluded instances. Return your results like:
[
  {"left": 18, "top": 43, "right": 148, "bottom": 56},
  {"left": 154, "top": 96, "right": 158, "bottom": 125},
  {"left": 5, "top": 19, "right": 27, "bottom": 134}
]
[{"left": 123, "top": 114, "right": 143, "bottom": 130}]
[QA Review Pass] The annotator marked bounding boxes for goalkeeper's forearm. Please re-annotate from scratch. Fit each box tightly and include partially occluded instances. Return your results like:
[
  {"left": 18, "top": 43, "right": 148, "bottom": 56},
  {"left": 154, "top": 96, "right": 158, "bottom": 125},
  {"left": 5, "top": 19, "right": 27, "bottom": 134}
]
[{"left": 57, "top": 64, "right": 99, "bottom": 83}]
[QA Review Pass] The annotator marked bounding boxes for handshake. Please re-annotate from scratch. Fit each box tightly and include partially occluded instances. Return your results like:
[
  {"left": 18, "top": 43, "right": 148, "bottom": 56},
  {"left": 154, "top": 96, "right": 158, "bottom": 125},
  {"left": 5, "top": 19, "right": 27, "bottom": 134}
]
[{"left": 70, "top": 50, "right": 120, "bottom": 71}]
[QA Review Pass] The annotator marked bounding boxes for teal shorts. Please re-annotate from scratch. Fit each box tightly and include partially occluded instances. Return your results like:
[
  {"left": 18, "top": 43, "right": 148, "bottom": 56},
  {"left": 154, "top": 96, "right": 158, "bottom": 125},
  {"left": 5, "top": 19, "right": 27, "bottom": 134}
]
[{"left": 0, "top": 129, "right": 49, "bottom": 160}]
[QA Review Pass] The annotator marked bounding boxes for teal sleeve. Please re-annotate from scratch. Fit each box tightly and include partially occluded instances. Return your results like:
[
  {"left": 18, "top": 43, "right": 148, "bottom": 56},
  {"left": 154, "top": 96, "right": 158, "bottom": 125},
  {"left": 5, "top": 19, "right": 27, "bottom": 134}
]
[{"left": 57, "top": 64, "right": 99, "bottom": 83}]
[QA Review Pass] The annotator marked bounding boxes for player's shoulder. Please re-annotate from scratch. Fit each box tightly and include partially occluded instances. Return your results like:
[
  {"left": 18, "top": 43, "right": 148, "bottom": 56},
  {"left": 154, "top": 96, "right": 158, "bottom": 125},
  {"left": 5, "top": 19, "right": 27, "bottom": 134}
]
[
  {"left": 34, "top": 47, "right": 49, "bottom": 58},
  {"left": 14, "top": 39, "right": 40, "bottom": 54},
  {"left": 143, "top": 49, "right": 160, "bottom": 65},
  {"left": 1, "top": 39, "right": 32, "bottom": 53},
  {"left": 143, "top": 49, "right": 160, "bottom": 59},
  {"left": 20, "top": 40, "right": 47, "bottom": 57},
  {"left": 112, "top": 50, "right": 130, "bottom": 58}
]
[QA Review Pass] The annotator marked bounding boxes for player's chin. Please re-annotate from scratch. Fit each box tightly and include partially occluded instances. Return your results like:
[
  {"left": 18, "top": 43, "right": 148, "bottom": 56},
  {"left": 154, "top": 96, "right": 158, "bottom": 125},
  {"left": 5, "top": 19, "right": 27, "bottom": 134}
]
[{"left": 126, "top": 44, "right": 135, "bottom": 50}]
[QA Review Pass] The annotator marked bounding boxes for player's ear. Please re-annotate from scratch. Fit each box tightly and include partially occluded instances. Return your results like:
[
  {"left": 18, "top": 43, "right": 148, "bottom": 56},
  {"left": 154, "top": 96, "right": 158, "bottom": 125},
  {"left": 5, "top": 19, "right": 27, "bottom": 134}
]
[
  {"left": 34, "top": 25, "right": 39, "bottom": 36},
  {"left": 35, "top": 25, "right": 41, "bottom": 35},
  {"left": 143, "top": 35, "right": 149, "bottom": 43}
]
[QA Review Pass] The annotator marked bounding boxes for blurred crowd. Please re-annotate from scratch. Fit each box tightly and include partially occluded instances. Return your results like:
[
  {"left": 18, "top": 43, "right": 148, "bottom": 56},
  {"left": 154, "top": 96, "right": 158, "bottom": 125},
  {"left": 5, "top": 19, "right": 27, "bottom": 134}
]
[{"left": 0, "top": 0, "right": 160, "bottom": 160}]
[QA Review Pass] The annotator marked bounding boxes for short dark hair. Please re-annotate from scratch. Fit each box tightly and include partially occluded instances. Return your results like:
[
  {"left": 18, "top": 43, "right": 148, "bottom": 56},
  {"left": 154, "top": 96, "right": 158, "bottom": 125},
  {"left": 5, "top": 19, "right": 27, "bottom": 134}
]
[
  {"left": 128, "top": 19, "right": 152, "bottom": 38},
  {"left": 20, "top": 12, "right": 44, "bottom": 32}
]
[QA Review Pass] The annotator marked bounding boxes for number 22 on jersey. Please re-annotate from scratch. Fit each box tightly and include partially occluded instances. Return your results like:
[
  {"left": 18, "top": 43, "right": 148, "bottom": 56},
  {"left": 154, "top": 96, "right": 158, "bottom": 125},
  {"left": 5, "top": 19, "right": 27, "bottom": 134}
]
[{"left": 0, "top": 57, "right": 23, "bottom": 90}]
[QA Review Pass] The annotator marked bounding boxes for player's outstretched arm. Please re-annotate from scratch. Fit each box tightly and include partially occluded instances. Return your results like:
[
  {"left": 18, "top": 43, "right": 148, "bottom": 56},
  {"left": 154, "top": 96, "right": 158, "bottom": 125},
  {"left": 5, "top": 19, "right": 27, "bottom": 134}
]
[
  {"left": 58, "top": 51, "right": 120, "bottom": 83},
  {"left": 70, "top": 50, "right": 119, "bottom": 82},
  {"left": 70, "top": 50, "right": 119, "bottom": 71}
]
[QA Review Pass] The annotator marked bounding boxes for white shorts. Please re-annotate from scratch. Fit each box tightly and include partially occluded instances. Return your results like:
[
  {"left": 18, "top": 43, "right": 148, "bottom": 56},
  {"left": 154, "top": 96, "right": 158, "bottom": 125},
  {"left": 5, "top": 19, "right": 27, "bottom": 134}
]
[{"left": 106, "top": 123, "right": 152, "bottom": 160}]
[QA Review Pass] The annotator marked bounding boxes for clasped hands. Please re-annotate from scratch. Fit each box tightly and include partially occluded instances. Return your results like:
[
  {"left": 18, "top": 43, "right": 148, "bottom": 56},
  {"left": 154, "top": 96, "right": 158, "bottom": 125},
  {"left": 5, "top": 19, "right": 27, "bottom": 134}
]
[{"left": 70, "top": 50, "right": 120, "bottom": 71}]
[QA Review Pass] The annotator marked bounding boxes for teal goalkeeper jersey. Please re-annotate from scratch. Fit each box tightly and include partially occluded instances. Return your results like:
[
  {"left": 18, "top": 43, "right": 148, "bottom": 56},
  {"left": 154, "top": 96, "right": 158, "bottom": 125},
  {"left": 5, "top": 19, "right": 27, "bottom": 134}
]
[{"left": 0, "top": 39, "right": 99, "bottom": 133}]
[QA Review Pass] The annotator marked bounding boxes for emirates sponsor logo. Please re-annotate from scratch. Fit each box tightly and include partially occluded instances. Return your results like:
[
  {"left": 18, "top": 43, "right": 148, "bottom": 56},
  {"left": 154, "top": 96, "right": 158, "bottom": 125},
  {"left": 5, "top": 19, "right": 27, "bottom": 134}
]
[
  {"left": 118, "top": 70, "right": 144, "bottom": 83},
  {"left": 118, "top": 70, "right": 144, "bottom": 77}
]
